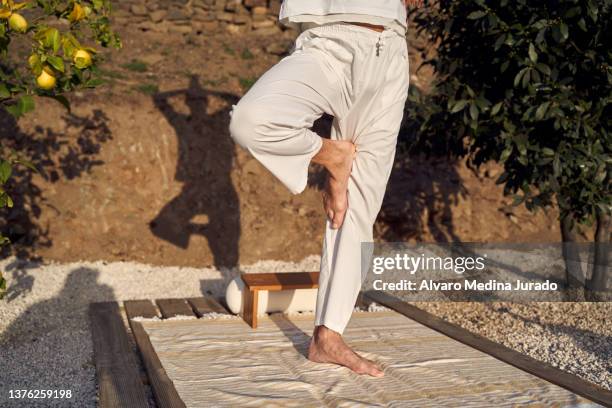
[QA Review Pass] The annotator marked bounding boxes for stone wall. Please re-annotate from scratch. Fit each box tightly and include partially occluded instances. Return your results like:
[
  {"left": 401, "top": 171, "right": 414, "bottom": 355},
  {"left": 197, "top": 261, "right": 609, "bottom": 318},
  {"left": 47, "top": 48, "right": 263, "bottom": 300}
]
[{"left": 113, "top": 0, "right": 287, "bottom": 36}]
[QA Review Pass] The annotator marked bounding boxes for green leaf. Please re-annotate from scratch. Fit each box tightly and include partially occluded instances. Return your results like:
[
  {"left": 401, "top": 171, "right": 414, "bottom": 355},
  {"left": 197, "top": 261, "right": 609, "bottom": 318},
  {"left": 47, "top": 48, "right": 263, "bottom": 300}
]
[
  {"left": 553, "top": 156, "right": 561, "bottom": 177},
  {"left": 469, "top": 103, "right": 479, "bottom": 121},
  {"left": 20, "top": 96, "right": 35, "bottom": 114},
  {"left": 5, "top": 96, "right": 35, "bottom": 117},
  {"left": 13, "top": 159, "right": 38, "bottom": 173},
  {"left": 44, "top": 28, "right": 60, "bottom": 49},
  {"left": 450, "top": 100, "right": 468, "bottom": 113},
  {"left": 559, "top": 23, "right": 569, "bottom": 41},
  {"left": 535, "top": 63, "right": 551, "bottom": 76},
  {"left": 491, "top": 102, "right": 503, "bottom": 116},
  {"left": 594, "top": 168, "right": 606, "bottom": 184},
  {"left": 542, "top": 147, "right": 555, "bottom": 157},
  {"left": 0, "top": 272, "right": 6, "bottom": 298},
  {"left": 42, "top": 94, "right": 71, "bottom": 111},
  {"left": 0, "top": 83, "right": 10, "bottom": 98},
  {"left": 467, "top": 11, "right": 487, "bottom": 19},
  {"left": 516, "top": 140, "right": 527, "bottom": 156},
  {"left": 564, "top": 7, "right": 581, "bottom": 19},
  {"left": 521, "top": 68, "right": 531, "bottom": 88},
  {"left": 46, "top": 56, "right": 65, "bottom": 73},
  {"left": 528, "top": 43, "right": 538, "bottom": 63},
  {"left": 514, "top": 68, "right": 527, "bottom": 87},
  {"left": 84, "top": 78, "right": 105, "bottom": 88},
  {"left": 535, "top": 102, "right": 550, "bottom": 120},
  {"left": 500, "top": 147, "right": 512, "bottom": 163},
  {"left": 0, "top": 160, "right": 12, "bottom": 184},
  {"left": 535, "top": 28, "right": 547, "bottom": 44},
  {"left": 52, "top": 30, "right": 61, "bottom": 53},
  {"left": 494, "top": 34, "right": 506, "bottom": 51}
]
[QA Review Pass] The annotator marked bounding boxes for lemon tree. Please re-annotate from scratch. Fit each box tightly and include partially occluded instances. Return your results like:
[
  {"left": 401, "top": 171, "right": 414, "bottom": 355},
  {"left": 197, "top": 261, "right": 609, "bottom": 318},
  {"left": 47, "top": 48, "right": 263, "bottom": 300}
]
[{"left": 0, "top": 0, "right": 121, "bottom": 296}]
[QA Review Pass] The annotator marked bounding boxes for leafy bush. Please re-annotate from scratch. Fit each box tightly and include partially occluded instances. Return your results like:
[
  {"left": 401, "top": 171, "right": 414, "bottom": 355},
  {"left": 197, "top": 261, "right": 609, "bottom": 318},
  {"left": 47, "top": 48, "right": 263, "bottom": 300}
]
[{"left": 407, "top": 0, "right": 610, "bottom": 288}]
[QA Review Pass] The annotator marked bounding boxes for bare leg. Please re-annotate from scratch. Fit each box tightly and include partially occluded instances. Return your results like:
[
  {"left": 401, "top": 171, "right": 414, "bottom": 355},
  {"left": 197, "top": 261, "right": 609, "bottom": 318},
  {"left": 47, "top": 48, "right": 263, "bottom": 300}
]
[
  {"left": 312, "top": 139, "right": 356, "bottom": 229},
  {"left": 308, "top": 325, "right": 384, "bottom": 377}
]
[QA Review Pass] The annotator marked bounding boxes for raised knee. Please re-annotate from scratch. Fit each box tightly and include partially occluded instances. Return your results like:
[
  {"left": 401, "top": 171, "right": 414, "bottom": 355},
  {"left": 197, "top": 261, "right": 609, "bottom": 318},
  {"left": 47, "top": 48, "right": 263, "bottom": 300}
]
[
  {"left": 229, "top": 101, "right": 269, "bottom": 150},
  {"left": 229, "top": 102, "right": 252, "bottom": 149}
]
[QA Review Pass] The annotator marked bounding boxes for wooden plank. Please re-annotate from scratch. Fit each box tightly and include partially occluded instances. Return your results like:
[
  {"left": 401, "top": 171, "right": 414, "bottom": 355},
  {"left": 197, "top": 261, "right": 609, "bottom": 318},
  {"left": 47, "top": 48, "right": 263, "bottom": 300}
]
[
  {"left": 156, "top": 298, "right": 196, "bottom": 319},
  {"left": 365, "top": 291, "right": 612, "bottom": 408},
  {"left": 355, "top": 292, "right": 372, "bottom": 309},
  {"left": 89, "top": 302, "right": 149, "bottom": 408},
  {"left": 242, "top": 289, "right": 258, "bottom": 329},
  {"left": 186, "top": 296, "right": 229, "bottom": 316},
  {"left": 124, "top": 299, "right": 159, "bottom": 320},
  {"left": 241, "top": 272, "right": 319, "bottom": 291},
  {"left": 130, "top": 320, "right": 186, "bottom": 408}
]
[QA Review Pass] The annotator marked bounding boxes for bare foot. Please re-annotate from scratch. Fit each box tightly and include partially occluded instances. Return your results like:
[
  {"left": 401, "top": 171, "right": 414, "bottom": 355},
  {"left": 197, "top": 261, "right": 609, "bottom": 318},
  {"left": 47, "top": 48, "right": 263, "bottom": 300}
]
[
  {"left": 313, "top": 139, "right": 355, "bottom": 229},
  {"left": 308, "top": 325, "right": 384, "bottom": 377}
]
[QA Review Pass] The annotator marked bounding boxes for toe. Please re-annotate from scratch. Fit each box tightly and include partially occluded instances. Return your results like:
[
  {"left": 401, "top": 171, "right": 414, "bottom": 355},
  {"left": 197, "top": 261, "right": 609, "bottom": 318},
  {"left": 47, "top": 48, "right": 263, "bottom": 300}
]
[{"left": 366, "top": 362, "right": 384, "bottom": 377}]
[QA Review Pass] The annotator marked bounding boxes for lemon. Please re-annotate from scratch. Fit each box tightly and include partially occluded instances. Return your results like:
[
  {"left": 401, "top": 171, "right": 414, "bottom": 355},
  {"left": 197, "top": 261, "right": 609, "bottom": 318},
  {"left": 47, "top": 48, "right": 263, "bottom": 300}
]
[
  {"left": 8, "top": 13, "right": 27, "bottom": 33},
  {"left": 28, "top": 54, "right": 40, "bottom": 69},
  {"left": 36, "top": 68, "right": 56, "bottom": 90},
  {"left": 73, "top": 49, "right": 92, "bottom": 68},
  {"left": 68, "top": 3, "right": 86, "bottom": 22}
]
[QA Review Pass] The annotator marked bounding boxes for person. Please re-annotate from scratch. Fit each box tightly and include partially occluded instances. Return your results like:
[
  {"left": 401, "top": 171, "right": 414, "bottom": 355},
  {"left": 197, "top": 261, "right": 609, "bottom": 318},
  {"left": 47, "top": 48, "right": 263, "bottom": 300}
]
[{"left": 229, "top": 0, "right": 423, "bottom": 377}]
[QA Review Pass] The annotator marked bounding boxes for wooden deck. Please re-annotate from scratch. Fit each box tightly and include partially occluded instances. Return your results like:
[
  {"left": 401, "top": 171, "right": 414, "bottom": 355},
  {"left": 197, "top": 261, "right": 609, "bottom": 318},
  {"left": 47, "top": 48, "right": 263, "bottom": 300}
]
[
  {"left": 90, "top": 295, "right": 229, "bottom": 408},
  {"left": 89, "top": 293, "right": 612, "bottom": 408}
]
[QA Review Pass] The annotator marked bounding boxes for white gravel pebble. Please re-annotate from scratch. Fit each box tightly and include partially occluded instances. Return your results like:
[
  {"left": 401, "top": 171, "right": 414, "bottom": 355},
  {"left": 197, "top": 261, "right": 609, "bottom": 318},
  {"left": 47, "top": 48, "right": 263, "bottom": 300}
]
[{"left": 412, "top": 301, "right": 612, "bottom": 391}]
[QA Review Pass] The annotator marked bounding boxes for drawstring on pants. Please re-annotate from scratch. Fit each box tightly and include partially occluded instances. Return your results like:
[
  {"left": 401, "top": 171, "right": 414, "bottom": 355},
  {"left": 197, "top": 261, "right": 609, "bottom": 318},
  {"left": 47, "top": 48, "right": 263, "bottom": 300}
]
[{"left": 376, "top": 34, "right": 384, "bottom": 57}]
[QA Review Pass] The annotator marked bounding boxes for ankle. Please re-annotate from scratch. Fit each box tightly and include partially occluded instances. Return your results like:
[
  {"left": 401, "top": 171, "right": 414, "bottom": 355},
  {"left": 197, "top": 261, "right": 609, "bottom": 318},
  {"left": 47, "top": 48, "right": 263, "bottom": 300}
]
[{"left": 314, "top": 325, "right": 339, "bottom": 343}]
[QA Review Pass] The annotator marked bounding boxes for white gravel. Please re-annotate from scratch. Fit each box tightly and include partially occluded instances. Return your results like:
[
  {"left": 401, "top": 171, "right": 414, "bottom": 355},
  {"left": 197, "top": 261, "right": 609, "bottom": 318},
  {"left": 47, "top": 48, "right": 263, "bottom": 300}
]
[
  {"left": 1, "top": 256, "right": 609, "bottom": 408},
  {"left": 412, "top": 301, "right": 612, "bottom": 391},
  {"left": 0, "top": 256, "right": 319, "bottom": 408}
]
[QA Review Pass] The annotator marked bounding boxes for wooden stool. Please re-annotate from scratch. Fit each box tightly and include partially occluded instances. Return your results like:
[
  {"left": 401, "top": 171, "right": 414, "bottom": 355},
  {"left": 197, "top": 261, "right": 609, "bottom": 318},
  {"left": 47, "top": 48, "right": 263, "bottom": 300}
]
[{"left": 241, "top": 272, "right": 319, "bottom": 328}]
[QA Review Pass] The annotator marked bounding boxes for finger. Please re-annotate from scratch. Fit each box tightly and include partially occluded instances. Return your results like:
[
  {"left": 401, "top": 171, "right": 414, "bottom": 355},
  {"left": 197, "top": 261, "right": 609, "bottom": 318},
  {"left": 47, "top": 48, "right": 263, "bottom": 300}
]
[
  {"left": 331, "top": 208, "right": 346, "bottom": 229},
  {"left": 322, "top": 193, "right": 332, "bottom": 216}
]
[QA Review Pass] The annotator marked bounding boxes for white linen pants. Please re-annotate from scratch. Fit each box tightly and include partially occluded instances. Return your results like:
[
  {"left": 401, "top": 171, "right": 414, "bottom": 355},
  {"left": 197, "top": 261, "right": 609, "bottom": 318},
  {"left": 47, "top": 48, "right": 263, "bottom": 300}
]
[{"left": 230, "top": 23, "right": 409, "bottom": 334}]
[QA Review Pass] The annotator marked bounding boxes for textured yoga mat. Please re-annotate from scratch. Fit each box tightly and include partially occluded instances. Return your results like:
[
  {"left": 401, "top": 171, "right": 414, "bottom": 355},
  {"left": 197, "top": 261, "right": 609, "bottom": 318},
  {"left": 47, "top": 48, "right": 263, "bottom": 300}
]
[{"left": 140, "top": 311, "right": 599, "bottom": 407}]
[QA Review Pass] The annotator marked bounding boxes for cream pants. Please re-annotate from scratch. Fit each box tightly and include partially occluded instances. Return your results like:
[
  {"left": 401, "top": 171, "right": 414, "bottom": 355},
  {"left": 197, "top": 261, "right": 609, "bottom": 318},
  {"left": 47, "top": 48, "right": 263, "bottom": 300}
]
[{"left": 230, "top": 23, "right": 409, "bottom": 334}]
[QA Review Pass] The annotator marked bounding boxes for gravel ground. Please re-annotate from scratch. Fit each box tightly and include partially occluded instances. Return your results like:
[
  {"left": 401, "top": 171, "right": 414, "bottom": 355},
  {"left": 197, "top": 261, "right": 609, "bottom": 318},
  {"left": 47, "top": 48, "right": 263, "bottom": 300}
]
[
  {"left": 413, "top": 301, "right": 612, "bottom": 391},
  {"left": 1, "top": 256, "right": 610, "bottom": 408},
  {"left": 0, "top": 256, "right": 320, "bottom": 408}
]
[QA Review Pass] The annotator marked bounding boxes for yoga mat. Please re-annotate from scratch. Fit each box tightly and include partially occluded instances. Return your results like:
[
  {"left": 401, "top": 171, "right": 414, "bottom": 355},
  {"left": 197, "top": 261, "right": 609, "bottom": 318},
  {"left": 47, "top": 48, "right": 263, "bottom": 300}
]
[{"left": 140, "top": 311, "right": 598, "bottom": 407}]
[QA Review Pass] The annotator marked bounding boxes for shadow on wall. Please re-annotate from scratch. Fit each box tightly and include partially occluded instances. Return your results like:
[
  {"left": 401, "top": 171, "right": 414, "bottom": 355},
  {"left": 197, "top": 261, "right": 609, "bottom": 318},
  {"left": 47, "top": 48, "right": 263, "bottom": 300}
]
[
  {"left": 149, "top": 75, "right": 241, "bottom": 269},
  {"left": 0, "top": 108, "right": 113, "bottom": 259}
]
